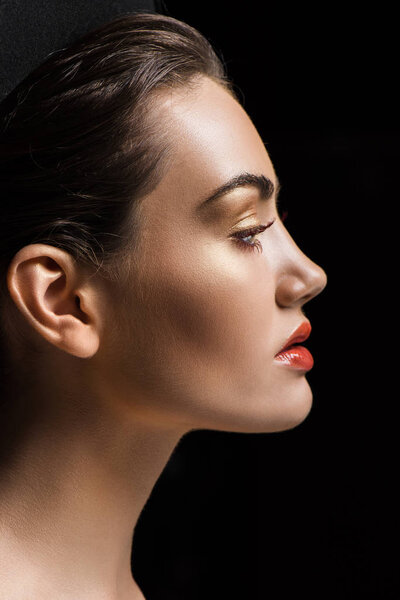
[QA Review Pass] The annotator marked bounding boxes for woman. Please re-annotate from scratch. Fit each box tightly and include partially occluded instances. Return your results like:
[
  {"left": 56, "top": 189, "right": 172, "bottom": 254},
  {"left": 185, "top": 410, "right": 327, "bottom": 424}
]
[{"left": 0, "top": 12, "right": 327, "bottom": 599}]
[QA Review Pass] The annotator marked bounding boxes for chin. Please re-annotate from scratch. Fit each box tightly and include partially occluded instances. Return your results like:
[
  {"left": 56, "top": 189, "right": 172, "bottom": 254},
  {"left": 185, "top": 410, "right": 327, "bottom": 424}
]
[
  {"left": 274, "top": 386, "right": 314, "bottom": 432},
  {"left": 205, "top": 395, "right": 313, "bottom": 435},
  {"left": 184, "top": 375, "right": 314, "bottom": 434},
  {"left": 270, "top": 403, "right": 313, "bottom": 433},
  {"left": 233, "top": 379, "right": 314, "bottom": 434}
]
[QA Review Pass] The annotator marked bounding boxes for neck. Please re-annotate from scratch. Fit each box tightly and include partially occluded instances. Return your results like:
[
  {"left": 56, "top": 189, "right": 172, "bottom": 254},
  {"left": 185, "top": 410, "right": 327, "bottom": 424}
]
[{"left": 0, "top": 371, "right": 186, "bottom": 600}]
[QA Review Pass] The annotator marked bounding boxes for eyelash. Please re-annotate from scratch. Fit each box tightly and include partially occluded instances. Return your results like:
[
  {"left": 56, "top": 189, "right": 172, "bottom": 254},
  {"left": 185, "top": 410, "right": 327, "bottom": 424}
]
[{"left": 232, "top": 218, "right": 276, "bottom": 253}]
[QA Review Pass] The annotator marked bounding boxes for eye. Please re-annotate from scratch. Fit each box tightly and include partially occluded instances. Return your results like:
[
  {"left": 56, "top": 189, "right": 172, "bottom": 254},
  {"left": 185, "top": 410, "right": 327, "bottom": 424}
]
[{"left": 231, "top": 218, "right": 276, "bottom": 253}]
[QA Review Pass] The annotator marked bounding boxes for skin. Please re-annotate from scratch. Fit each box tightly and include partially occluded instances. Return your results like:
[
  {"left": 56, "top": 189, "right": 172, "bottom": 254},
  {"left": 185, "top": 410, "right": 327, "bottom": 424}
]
[{"left": 0, "top": 76, "right": 327, "bottom": 599}]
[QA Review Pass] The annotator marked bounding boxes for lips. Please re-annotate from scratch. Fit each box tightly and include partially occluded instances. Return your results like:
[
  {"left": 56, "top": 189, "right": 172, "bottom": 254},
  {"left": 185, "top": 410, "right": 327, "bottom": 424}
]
[
  {"left": 274, "top": 321, "right": 314, "bottom": 371},
  {"left": 278, "top": 321, "right": 312, "bottom": 354}
]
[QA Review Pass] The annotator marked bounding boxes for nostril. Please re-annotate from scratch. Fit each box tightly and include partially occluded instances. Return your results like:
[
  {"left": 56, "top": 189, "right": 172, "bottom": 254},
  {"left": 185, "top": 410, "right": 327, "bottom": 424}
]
[{"left": 275, "top": 265, "right": 327, "bottom": 309}]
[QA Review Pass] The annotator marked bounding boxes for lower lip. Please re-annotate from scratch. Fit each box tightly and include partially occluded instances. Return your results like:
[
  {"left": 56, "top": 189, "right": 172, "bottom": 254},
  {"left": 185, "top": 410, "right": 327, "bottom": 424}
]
[{"left": 274, "top": 345, "right": 314, "bottom": 371}]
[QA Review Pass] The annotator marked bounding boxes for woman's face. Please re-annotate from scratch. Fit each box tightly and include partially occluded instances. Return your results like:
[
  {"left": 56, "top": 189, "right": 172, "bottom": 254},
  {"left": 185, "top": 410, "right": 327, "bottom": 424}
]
[{"left": 100, "top": 76, "right": 327, "bottom": 433}]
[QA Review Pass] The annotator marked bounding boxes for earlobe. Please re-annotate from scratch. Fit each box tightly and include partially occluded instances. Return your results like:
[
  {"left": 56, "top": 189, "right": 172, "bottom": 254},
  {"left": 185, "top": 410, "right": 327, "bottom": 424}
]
[{"left": 6, "top": 244, "right": 101, "bottom": 359}]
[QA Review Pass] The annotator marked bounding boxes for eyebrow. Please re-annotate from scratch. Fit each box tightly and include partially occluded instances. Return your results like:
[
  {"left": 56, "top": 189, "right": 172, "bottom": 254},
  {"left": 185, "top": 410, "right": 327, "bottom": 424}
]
[{"left": 198, "top": 172, "right": 281, "bottom": 209}]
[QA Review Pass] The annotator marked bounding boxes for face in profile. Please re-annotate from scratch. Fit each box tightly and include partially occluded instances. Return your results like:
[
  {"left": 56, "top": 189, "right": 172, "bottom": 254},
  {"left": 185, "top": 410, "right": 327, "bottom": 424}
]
[{"left": 97, "top": 75, "right": 327, "bottom": 435}]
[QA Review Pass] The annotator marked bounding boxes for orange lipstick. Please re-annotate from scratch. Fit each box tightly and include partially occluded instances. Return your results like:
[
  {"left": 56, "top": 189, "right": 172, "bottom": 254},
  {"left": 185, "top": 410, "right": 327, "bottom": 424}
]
[{"left": 274, "top": 321, "right": 314, "bottom": 371}]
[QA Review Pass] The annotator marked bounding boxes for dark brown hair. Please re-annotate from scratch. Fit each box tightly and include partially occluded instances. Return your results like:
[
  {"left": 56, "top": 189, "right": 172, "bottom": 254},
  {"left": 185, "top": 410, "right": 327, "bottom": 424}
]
[{"left": 0, "top": 11, "right": 236, "bottom": 381}]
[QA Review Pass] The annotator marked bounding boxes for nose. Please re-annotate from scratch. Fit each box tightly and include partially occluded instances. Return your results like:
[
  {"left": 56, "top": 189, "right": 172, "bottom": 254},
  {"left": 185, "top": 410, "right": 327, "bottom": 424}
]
[{"left": 275, "top": 236, "right": 328, "bottom": 309}]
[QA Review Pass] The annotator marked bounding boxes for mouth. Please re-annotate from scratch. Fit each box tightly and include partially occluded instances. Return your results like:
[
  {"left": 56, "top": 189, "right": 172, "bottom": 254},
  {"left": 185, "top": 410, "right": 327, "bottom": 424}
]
[{"left": 274, "top": 321, "right": 314, "bottom": 371}]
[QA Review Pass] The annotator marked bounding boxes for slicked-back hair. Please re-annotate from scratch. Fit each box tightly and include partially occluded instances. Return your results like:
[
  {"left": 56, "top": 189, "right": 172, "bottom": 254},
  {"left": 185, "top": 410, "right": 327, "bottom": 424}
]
[{"left": 0, "top": 11, "right": 236, "bottom": 381}]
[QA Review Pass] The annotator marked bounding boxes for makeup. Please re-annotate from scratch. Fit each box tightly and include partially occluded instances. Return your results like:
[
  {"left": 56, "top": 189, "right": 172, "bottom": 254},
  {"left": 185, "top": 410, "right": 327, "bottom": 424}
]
[
  {"left": 231, "top": 218, "right": 276, "bottom": 253},
  {"left": 274, "top": 321, "right": 314, "bottom": 371}
]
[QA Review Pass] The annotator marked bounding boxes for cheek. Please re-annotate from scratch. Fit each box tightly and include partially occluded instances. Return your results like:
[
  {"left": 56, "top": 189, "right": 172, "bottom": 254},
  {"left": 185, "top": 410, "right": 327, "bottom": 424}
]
[{"left": 142, "top": 242, "right": 276, "bottom": 366}]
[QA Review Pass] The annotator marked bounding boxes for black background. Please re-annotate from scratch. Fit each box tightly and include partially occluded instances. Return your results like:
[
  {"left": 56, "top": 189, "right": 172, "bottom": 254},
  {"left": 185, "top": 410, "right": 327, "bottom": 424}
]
[{"left": 132, "top": 2, "right": 398, "bottom": 598}]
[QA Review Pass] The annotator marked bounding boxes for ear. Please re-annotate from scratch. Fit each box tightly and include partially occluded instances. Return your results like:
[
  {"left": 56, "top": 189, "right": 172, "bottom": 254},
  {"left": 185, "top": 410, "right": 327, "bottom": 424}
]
[{"left": 6, "top": 244, "right": 102, "bottom": 358}]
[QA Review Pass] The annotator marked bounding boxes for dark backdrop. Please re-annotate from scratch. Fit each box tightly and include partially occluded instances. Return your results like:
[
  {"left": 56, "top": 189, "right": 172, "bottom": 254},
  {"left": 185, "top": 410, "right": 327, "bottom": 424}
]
[{"left": 132, "top": 3, "right": 397, "bottom": 598}]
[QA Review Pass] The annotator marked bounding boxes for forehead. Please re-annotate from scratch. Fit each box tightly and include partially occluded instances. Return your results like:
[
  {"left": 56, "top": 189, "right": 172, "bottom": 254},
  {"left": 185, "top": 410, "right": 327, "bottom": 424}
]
[{"left": 144, "top": 77, "right": 277, "bottom": 216}]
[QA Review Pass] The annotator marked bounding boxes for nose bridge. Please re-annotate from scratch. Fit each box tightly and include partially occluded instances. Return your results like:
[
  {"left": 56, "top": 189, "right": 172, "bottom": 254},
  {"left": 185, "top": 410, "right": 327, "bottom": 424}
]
[{"left": 275, "top": 228, "right": 328, "bottom": 308}]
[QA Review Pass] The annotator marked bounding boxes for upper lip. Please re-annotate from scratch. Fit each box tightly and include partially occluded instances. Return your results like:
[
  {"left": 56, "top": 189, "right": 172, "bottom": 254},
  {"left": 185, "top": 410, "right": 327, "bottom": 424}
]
[{"left": 275, "top": 320, "right": 312, "bottom": 356}]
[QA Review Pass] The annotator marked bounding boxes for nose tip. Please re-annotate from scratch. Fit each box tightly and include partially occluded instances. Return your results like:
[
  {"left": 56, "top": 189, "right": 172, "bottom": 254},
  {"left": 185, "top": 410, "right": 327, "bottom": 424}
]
[
  {"left": 276, "top": 260, "right": 328, "bottom": 309},
  {"left": 306, "top": 263, "right": 328, "bottom": 303}
]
